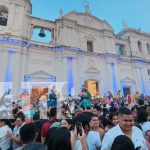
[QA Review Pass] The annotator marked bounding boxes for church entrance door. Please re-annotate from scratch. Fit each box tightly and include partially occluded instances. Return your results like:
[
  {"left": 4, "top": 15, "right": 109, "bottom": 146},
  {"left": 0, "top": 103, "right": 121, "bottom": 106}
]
[{"left": 85, "top": 80, "right": 99, "bottom": 98}]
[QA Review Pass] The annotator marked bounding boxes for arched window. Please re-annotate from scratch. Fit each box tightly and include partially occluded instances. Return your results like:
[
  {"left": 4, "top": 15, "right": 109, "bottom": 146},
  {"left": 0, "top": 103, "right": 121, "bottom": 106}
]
[
  {"left": 147, "top": 43, "right": 150, "bottom": 55},
  {"left": 0, "top": 5, "right": 8, "bottom": 26},
  {"left": 87, "top": 41, "right": 93, "bottom": 52},
  {"left": 137, "top": 41, "right": 142, "bottom": 53},
  {"left": 116, "top": 44, "right": 125, "bottom": 56}
]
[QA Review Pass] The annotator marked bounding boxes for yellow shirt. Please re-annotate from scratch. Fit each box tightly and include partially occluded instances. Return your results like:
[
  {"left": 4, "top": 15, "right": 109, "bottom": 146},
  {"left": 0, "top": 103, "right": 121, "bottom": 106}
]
[{"left": 132, "top": 93, "right": 140, "bottom": 99}]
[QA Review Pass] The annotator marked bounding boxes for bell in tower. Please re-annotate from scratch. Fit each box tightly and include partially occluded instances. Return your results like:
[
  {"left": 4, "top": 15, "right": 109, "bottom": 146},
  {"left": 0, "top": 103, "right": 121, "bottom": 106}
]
[{"left": 39, "top": 28, "right": 46, "bottom": 37}]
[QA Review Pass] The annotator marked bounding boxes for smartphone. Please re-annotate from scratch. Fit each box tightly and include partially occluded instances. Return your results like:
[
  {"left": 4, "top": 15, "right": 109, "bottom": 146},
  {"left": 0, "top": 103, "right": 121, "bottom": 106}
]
[
  {"left": 135, "top": 146, "right": 141, "bottom": 150},
  {"left": 76, "top": 122, "right": 82, "bottom": 136}
]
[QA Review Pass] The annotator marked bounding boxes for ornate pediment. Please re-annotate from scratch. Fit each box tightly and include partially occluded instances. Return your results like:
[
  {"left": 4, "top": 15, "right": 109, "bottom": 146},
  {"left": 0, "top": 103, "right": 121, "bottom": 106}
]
[
  {"left": 25, "top": 71, "right": 55, "bottom": 80},
  {"left": 63, "top": 11, "right": 113, "bottom": 31},
  {"left": 121, "top": 77, "right": 135, "bottom": 84},
  {"left": 84, "top": 67, "right": 100, "bottom": 74}
]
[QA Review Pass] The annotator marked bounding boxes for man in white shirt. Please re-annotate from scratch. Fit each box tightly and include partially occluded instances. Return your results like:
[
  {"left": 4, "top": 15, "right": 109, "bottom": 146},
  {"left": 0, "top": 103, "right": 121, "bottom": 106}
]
[
  {"left": 86, "top": 131, "right": 101, "bottom": 150},
  {"left": 7, "top": 113, "right": 26, "bottom": 150},
  {"left": 138, "top": 110, "right": 150, "bottom": 136},
  {"left": 141, "top": 121, "right": 150, "bottom": 136},
  {"left": 101, "top": 107, "right": 148, "bottom": 150},
  {"left": 0, "top": 119, "right": 12, "bottom": 150}
]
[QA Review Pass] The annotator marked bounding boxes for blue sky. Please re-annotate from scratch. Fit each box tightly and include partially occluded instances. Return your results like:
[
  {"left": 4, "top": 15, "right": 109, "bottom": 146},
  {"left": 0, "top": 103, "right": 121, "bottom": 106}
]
[{"left": 30, "top": 0, "right": 150, "bottom": 35}]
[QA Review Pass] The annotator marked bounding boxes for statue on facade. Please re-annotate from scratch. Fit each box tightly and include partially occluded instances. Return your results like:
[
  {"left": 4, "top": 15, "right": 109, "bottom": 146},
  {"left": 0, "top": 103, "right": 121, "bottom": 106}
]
[
  {"left": 122, "top": 20, "right": 128, "bottom": 30},
  {"left": 59, "top": 8, "right": 63, "bottom": 19},
  {"left": 81, "top": 0, "right": 90, "bottom": 14},
  {"left": 85, "top": 4, "right": 90, "bottom": 14}
]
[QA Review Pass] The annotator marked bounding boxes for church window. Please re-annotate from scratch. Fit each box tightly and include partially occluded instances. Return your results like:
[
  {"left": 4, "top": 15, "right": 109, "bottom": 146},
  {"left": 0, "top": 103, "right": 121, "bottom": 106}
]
[
  {"left": 0, "top": 5, "right": 8, "bottom": 26},
  {"left": 116, "top": 44, "right": 125, "bottom": 56},
  {"left": 147, "top": 43, "right": 150, "bottom": 54},
  {"left": 87, "top": 41, "right": 93, "bottom": 52},
  {"left": 137, "top": 41, "right": 143, "bottom": 53},
  {"left": 148, "top": 69, "right": 150, "bottom": 76}
]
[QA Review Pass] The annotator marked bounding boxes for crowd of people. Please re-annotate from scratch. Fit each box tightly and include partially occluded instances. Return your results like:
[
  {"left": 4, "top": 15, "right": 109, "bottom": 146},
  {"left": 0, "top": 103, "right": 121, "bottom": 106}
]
[{"left": 0, "top": 88, "right": 150, "bottom": 150}]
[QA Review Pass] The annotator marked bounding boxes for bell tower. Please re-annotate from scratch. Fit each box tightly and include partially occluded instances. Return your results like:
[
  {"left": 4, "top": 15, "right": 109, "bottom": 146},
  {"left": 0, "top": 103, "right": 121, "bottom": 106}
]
[{"left": 0, "top": 0, "right": 32, "bottom": 39}]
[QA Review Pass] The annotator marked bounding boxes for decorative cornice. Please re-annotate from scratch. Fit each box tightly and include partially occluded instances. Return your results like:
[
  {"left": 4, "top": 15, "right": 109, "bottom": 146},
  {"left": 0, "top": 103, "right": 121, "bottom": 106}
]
[
  {"left": 0, "top": 36, "right": 150, "bottom": 64},
  {"left": 117, "top": 28, "right": 150, "bottom": 38},
  {"left": 0, "top": 37, "right": 31, "bottom": 47}
]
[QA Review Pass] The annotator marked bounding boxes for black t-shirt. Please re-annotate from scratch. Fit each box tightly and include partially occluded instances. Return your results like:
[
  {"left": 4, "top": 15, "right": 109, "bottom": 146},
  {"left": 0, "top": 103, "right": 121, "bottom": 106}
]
[
  {"left": 110, "top": 106, "right": 117, "bottom": 113},
  {"left": 32, "top": 119, "right": 48, "bottom": 142}
]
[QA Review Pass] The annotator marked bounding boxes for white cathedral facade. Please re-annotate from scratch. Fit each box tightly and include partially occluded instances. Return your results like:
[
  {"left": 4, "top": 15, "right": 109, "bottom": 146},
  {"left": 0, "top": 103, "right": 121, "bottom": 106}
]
[{"left": 0, "top": 0, "right": 150, "bottom": 100}]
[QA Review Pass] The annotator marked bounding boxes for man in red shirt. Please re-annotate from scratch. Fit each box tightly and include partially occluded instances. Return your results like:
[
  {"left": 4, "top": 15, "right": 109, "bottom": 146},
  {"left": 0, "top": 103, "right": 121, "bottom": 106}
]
[{"left": 41, "top": 107, "right": 57, "bottom": 144}]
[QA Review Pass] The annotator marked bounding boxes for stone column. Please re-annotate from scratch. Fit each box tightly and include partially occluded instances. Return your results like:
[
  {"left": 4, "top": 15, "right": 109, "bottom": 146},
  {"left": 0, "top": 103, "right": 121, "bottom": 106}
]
[
  {"left": 139, "top": 68, "right": 146, "bottom": 94},
  {"left": 0, "top": 50, "right": 9, "bottom": 82},
  {"left": 99, "top": 79, "right": 105, "bottom": 98},
  {"left": 29, "top": 25, "right": 34, "bottom": 39},
  {"left": 20, "top": 48, "right": 28, "bottom": 95},
  {"left": 104, "top": 37, "right": 111, "bottom": 53},
  {"left": 12, "top": 52, "right": 20, "bottom": 100},
  {"left": 142, "top": 68, "right": 150, "bottom": 95},
  {"left": 5, "top": 50, "right": 15, "bottom": 82},
  {"left": 129, "top": 37, "right": 137, "bottom": 56},
  {"left": 72, "top": 57, "right": 78, "bottom": 96},
  {"left": 102, "top": 61, "right": 108, "bottom": 96},
  {"left": 55, "top": 55, "right": 62, "bottom": 82},
  {"left": 111, "top": 37, "right": 116, "bottom": 54},
  {"left": 106, "top": 62, "right": 113, "bottom": 92},
  {"left": 20, "top": 6, "right": 25, "bottom": 35},
  {"left": 140, "top": 68, "right": 146, "bottom": 94},
  {"left": 135, "top": 67, "right": 145, "bottom": 94},
  {"left": 62, "top": 57, "right": 68, "bottom": 95},
  {"left": 111, "top": 62, "right": 118, "bottom": 94},
  {"left": 67, "top": 57, "right": 73, "bottom": 96},
  {"left": 106, "top": 62, "right": 118, "bottom": 94},
  {"left": 4, "top": 50, "right": 16, "bottom": 95},
  {"left": 62, "top": 57, "right": 67, "bottom": 82},
  {"left": 12, "top": 47, "right": 27, "bottom": 100},
  {"left": 7, "top": 3, "right": 15, "bottom": 27}
]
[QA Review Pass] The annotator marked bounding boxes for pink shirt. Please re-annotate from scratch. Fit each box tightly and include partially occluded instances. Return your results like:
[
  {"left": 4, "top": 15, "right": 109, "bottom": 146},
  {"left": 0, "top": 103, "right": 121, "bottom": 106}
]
[{"left": 146, "top": 140, "right": 150, "bottom": 150}]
